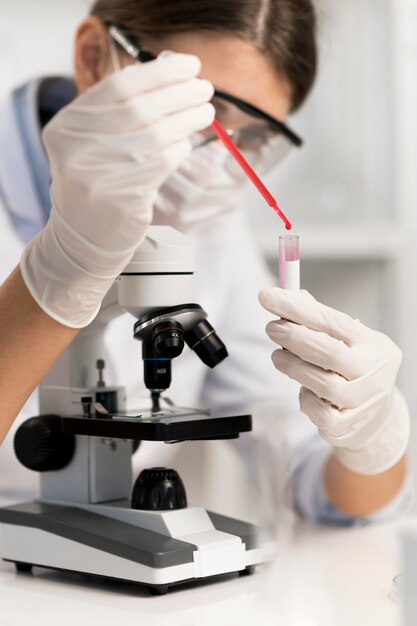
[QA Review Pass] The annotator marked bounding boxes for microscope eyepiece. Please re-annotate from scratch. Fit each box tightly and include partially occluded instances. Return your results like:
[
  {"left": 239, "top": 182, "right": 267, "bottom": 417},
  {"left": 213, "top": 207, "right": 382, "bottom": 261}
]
[{"left": 184, "top": 320, "right": 229, "bottom": 368}]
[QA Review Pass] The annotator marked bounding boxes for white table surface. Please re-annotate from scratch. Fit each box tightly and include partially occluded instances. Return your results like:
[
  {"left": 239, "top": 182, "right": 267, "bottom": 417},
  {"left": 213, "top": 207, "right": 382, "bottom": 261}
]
[{"left": 0, "top": 509, "right": 410, "bottom": 626}]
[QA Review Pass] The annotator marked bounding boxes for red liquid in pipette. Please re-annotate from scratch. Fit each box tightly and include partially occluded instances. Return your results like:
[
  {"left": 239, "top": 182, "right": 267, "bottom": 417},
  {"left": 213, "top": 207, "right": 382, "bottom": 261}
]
[{"left": 211, "top": 119, "right": 292, "bottom": 231}]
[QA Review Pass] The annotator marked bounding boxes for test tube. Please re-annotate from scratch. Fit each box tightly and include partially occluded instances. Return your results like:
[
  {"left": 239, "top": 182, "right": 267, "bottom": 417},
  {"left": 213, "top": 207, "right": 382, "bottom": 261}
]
[{"left": 279, "top": 235, "right": 300, "bottom": 290}]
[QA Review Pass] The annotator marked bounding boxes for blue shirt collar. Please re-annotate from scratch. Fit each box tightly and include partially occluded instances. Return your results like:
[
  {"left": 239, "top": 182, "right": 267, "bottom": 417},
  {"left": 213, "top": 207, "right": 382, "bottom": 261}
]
[{"left": 0, "top": 77, "right": 76, "bottom": 244}]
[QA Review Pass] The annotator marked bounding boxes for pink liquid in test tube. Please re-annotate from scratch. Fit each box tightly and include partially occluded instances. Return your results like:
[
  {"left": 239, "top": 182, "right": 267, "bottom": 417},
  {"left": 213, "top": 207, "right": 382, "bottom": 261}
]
[{"left": 279, "top": 235, "right": 300, "bottom": 290}]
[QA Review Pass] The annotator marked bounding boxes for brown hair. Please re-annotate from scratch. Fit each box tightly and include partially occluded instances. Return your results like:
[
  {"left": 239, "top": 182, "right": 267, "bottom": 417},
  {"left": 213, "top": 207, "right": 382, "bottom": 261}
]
[{"left": 91, "top": 0, "right": 317, "bottom": 111}]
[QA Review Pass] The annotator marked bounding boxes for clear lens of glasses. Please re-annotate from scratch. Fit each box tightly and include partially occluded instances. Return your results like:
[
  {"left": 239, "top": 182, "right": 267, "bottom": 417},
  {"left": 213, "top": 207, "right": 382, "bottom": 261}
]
[
  {"left": 192, "top": 93, "right": 295, "bottom": 176},
  {"left": 192, "top": 129, "right": 293, "bottom": 181}
]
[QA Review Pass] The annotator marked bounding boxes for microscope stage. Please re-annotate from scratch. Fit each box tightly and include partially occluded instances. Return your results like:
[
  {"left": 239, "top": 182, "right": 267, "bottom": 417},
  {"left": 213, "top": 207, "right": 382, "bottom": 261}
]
[{"left": 60, "top": 408, "right": 252, "bottom": 442}]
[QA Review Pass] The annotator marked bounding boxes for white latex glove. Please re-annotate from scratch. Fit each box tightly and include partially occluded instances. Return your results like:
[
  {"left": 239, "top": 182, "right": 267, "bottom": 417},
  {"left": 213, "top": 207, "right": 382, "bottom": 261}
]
[
  {"left": 20, "top": 54, "right": 215, "bottom": 327},
  {"left": 259, "top": 288, "right": 410, "bottom": 475}
]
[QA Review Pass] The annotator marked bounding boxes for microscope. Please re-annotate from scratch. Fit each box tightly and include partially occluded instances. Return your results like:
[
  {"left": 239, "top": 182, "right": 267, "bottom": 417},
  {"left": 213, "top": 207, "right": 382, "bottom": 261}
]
[{"left": 0, "top": 227, "right": 260, "bottom": 594}]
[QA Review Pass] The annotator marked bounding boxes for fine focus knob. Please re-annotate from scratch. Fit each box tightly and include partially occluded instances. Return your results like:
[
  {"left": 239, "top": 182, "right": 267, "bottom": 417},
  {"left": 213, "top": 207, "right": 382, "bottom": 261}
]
[
  {"left": 152, "top": 321, "right": 184, "bottom": 359},
  {"left": 131, "top": 467, "right": 187, "bottom": 511},
  {"left": 14, "top": 416, "right": 75, "bottom": 472}
]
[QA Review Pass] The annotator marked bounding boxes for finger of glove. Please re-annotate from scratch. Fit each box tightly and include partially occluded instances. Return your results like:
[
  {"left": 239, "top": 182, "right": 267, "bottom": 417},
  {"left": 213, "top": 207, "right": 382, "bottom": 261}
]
[
  {"left": 270, "top": 336, "right": 397, "bottom": 409},
  {"left": 79, "top": 54, "right": 202, "bottom": 106},
  {"left": 63, "top": 78, "right": 214, "bottom": 134},
  {"left": 51, "top": 140, "right": 192, "bottom": 254},
  {"left": 141, "top": 102, "right": 215, "bottom": 151},
  {"left": 266, "top": 319, "right": 363, "bottom": 380},
  {"left": 272, "top": 348, "right": 353, "bottom": 409},
  {"left": 59, "top": 150, "right": 190, "bottom": 200},
  {"left": 49, "top": 162, "right": 155, "bottom": 253},
  {"left": 57, "top": 139, "right": 192, "bottom": 198},
  {"left": 50, "top": 103, "right": 214, "bottom": 166},
  {"left": 106, "top": 138, "right": 193, "bottom": 189},
  {"left": 259, "top": 288, "right": 363, "bottom": 345},
  {"left": 299, "top": 386, "right": 390, "bottom": 449}
]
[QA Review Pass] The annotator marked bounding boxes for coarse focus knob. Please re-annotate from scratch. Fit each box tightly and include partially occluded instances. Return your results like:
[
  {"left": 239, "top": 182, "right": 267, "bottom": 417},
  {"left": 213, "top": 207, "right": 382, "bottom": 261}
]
[
  {"left": 14, "top": 416, "right": 75, "bottom": 472},
  {"left": 131, "top": 467, "right": 187, "bottom": 511}
]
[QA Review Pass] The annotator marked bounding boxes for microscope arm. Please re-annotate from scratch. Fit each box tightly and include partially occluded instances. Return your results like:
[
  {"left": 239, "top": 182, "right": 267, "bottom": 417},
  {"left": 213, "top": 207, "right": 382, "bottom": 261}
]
[
  {"left": 39, "top": 282, "right": 126, "bottom": 402},
  {"left": 40, "top": 227, "right": 195, "bottom": 411}
]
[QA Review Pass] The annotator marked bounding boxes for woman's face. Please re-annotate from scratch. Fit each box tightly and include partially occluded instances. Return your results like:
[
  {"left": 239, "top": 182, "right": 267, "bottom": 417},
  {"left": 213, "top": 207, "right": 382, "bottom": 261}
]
[{"left": 74, "top": 17, "right": 293, "bottom": 123}]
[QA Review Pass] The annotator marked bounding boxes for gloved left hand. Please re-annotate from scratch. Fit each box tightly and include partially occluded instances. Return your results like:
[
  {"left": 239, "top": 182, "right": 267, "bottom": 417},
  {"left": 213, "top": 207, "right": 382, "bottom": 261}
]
[
  {"left": 259, "top": 288, "right": 410, "bottom": 475},
  {"left": 21, "top": 56, "right": 215, "bottom": 328}
]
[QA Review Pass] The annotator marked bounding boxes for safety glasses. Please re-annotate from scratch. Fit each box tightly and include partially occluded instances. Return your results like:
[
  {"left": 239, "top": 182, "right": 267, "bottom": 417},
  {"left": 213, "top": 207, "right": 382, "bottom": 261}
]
[
  {"left": 108, "top": 24, "right": 304, "bottom": 172},
  {"left": 197, "top": 88, "right": 303, "bottom": 173}
]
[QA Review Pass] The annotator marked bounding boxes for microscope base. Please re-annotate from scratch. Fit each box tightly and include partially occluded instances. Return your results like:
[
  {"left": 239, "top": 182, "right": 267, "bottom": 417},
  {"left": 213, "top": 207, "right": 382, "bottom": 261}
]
[{"left": 0, "top": 502, "right": 262, "bottom": 593}]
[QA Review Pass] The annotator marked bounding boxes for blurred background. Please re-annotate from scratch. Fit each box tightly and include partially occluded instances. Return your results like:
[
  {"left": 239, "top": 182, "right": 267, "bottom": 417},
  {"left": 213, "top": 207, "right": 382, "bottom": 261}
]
[{"left": 1, "top": 0, "right": 417, "bottom": 508}]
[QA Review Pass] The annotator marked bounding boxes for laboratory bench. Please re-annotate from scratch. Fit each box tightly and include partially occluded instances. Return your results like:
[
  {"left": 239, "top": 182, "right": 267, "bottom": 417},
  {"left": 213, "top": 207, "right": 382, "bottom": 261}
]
[{"left": 0, "top": 509, "right": 409, "bottom": 626}]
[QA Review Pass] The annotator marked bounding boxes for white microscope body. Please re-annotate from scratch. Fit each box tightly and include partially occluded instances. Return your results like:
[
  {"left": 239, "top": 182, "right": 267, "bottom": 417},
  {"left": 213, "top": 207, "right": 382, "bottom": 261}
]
[{"left": 0, "top": 227, "right": 260, "bottom": 594}]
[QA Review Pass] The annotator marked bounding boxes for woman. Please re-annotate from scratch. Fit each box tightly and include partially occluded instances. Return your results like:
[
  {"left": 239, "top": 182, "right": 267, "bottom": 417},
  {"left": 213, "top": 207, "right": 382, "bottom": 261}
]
[{"left": 0, "top": 0, "right": 410, "bottom": 521}]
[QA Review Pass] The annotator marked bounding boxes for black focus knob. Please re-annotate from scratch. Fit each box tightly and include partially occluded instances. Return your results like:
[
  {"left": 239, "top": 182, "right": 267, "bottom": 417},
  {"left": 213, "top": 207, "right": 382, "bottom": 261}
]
[
  {"left": 152, "top": 321, "right": 184, "bottom": 359},
  {"left": 14, "top": 416, "right": 75, "bottom": 472},
  {"left": 132, "top": 467, "right": 187, "bottom": 511}
]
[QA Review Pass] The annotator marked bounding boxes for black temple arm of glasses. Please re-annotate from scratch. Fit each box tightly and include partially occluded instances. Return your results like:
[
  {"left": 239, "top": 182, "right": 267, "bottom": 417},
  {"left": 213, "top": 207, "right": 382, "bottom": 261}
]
[{"left": 107, "top": 23, "right": 156, "bottom": 63}]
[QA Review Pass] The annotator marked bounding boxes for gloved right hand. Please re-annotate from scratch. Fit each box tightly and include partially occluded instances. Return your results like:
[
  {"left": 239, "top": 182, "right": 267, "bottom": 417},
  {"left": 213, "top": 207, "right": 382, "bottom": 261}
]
[
  {"left": 20, "top": 54, "right": 215, "bottom": 328},
  {"left": 259, "top": 288, "right": 410, "bottom": 476}
]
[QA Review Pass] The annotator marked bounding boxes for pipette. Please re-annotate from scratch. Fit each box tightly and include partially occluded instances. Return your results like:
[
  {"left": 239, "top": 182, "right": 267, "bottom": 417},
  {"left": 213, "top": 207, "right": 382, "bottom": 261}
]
[{"left": 211, "top": 119, "right": 292, "bottom": 231}]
